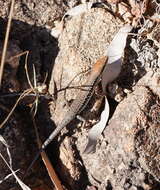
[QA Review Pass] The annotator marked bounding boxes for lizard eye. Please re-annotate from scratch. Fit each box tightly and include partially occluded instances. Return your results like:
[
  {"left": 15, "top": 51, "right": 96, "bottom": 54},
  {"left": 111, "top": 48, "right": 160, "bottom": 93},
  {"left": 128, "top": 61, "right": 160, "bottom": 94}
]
[{"left": 63, "top": 99, "right": 73, "bottom": 108}]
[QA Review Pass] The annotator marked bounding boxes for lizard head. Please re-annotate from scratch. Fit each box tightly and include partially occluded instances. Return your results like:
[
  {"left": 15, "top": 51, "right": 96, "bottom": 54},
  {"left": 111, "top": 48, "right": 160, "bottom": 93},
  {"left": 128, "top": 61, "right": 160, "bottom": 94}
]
[{"left": 92, "top": 56, "right": 108, "bottom": 74}]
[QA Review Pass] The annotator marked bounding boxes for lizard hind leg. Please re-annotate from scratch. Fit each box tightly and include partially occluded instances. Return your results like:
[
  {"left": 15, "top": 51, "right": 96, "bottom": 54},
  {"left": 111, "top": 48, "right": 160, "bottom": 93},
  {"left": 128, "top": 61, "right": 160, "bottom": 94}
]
[{"left": 76, "top": 115, "right": 86, "bottom": 128}]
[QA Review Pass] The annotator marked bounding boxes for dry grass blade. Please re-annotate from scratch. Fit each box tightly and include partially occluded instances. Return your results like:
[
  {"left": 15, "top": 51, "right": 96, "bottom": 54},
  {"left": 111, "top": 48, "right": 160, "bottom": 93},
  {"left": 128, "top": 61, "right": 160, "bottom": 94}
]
[
  {"left": 0, "top": 152, "right": 31, "bottom": 190},
  {"left": 24, "top": 52, "right": 40, "bottom": 116},
  {"left": 25, "top": 51, "right": 35, "bottom": 92},
  {"left": 7, "top": 51, "right": 30, "bottom": 62},
  {"left": 0, "top": 0, "right": 15, "bottom": 87},
  {"left": 0, "top": 135, "right": 13, "bottom": 168},
  {"left": 0, "top": 89, "right": 32, "bottom": 129},
  {"left": 31, "top": 64, "right": 39, "bottom": 116},
  {"left": 32, "top": 116, "right": 64, "bottom": 190},
  {"left": 0, "top": 135, "right": 12, "bottom": 167},
  {"left": 0, "top": 169, "right": 19, "bottom": 184},
  {"left": 0, "top": 50, "right": 40, "bottom": 128},
  {"left": 0, "top": 136, "right": 19, "bottom": 184},
  {"left": 0, "top": 134, "right": 31, "bottom": 189},
  {"left": 43, "top": 72, "right": 48, "bottom": 85}
]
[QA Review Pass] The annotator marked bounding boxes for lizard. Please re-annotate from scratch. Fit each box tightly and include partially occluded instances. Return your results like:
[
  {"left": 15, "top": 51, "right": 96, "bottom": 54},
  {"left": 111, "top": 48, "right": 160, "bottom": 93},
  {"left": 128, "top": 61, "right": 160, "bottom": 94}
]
[{"left": 24, "top": 56, "right": 108, "bottom": 177}]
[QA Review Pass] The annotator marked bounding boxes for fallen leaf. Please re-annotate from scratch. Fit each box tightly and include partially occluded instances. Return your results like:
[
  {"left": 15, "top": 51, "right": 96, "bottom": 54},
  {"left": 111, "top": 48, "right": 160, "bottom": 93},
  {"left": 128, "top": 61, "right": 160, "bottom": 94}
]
[
  {"left": 63, "top": 2, "right": 93, "bottom": 18},
  {"left": 83, "top": 97, "right": 109, "bottom": 154},
  {"left": 102, "top": 25, "right": 133, "bottom": 92},
  {"left": 84, "top": 25, "right": 133, "bottom": 153}
]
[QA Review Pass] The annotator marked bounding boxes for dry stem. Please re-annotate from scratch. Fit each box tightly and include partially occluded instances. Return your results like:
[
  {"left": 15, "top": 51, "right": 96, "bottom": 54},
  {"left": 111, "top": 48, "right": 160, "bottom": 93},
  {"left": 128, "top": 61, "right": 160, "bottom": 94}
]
[{"left": 0, "top": 0, "right": 15, "bottom": 87}]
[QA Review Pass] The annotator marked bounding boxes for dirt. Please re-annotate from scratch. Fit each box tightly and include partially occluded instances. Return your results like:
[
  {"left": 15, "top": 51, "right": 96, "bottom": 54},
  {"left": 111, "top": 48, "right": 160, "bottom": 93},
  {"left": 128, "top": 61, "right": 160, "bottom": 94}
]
[{"left": 0, "top": 0, "right": 159, "bottom": 190}]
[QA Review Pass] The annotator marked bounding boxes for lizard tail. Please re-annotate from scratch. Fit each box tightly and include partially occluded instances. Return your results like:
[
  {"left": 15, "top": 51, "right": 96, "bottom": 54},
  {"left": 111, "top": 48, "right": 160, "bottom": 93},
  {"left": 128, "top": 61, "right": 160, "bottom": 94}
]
[
  {"left": 41, "top": 123, "right": 65, "bottom": 149},
  {"left": 23, "top": 147, "right": 43, "bottom": 179},
  {"left": 24, "top": 123, "right": 66, "bottom": 178}
]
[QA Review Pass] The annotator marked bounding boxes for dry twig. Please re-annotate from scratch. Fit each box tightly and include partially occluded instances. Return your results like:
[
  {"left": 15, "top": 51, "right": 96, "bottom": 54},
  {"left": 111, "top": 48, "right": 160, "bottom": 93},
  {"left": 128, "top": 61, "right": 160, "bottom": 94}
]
[
  {"left": 0, "top": 135, "right": 31, "bottom": 190},
  {"left": 0, "top": 89, "right": 33, "bottom": 129},
  {"left": 0, "top": 0, "right": 15, "bottom": 87},
  {"left": 31, "top": 116, "right": 64, "bottom": 190}
]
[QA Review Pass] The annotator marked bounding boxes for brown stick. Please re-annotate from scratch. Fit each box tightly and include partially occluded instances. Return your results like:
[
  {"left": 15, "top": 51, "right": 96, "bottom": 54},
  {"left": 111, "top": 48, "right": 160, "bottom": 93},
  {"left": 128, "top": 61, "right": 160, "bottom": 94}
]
[
  {"left": 32, "top": 116, "right": 64, "bottom": 190},
  {"left": 0, "top": 0, "right": 15, "bottom": 87}
]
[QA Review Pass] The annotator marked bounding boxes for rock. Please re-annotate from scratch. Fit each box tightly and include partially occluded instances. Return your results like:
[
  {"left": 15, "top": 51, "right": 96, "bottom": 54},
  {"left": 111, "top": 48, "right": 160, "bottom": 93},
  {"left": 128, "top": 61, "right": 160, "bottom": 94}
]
[
  {"left": 49, "top": 8, "right": 123, "bottom": 124},
  {"left": 48, "top": 5, "right": 160, "bottom": 190},
  {"left": 77, "top": 86, "right": 160, "bottom": 189},
  {"left": 0, "top": 1, "right": 159, "bottom": 189},
  {"left": 48, "top": 7, "right": 123, "bottom": 189},
  {"left": 0, "top": 0, "right": 67, "bottom": 26}
]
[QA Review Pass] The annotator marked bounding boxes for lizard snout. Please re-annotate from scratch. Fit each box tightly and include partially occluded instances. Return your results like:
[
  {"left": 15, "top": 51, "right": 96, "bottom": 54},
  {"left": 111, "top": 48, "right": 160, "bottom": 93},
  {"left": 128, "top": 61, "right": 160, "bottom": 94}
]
[{"left": 92, "top": 56, "right": 108, "bottom": 74}]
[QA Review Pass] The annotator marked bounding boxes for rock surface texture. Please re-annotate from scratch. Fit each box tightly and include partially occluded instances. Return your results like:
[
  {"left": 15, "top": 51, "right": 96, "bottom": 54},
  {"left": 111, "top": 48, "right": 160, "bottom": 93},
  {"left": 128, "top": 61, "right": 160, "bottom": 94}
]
[
  {"left": 49, "top": 8, "right": 123, "bottom": 123},
  {"left": 76, "top": 22, "right": 160, "bottom": 189},
  {"left": 48, "top": 9, "right": 123, "bottom": 189},
  {"left": 48, "top": 4, "right": 160, "bottom": 190},
  {"left": 0, "top": 1, "right": 159, "bottom": 190},
  {"left": 77, "top": 86, "right": 160, "bottom": 189}
]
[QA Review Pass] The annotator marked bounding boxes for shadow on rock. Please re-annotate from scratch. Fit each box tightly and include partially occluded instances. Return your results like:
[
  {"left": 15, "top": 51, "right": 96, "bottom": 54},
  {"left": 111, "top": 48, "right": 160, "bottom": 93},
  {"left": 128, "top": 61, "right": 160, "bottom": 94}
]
[{"left": 0, "top": 17, "right": 60, "bottom": 189}]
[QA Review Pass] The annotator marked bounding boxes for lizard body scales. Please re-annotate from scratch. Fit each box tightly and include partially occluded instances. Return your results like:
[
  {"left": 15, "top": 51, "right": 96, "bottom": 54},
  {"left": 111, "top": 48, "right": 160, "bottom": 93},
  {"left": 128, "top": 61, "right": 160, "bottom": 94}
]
[
  {"left": 25, "top": 56, "right": 108, "bottom": 175},
  {"left": 42, "top": 56, "right": 108, "bottom": 149}
]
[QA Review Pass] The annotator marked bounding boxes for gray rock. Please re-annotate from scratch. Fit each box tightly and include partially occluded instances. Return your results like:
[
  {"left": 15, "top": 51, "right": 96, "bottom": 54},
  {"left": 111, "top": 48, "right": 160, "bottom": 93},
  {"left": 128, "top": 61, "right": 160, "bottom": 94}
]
[
  {"left": 48, "top": 5, "right": 160, "bottom": 190},
  {"left": 77, "top": 86, "right": 160, "bottom": 189},
  {"left": 49, "top": 8, "right": 123, "bottom": 124}
]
